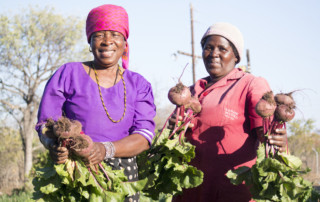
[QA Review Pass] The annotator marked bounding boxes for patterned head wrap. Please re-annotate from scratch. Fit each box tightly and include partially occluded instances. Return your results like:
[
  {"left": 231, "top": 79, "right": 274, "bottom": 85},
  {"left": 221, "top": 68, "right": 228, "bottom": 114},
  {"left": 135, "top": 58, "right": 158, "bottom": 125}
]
[
  {"left": 86, "top": 4, "right": 129, "bottom": 69},
  {"left": 201, "top": 22, "right": 244, "bottom": 62}
]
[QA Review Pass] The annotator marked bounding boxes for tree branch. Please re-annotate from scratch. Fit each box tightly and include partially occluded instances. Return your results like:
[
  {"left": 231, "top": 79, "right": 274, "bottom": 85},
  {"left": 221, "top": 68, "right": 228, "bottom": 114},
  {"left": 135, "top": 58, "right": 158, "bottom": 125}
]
[{"left": 0, "top": 100, "right": 23, "bottom": 111}]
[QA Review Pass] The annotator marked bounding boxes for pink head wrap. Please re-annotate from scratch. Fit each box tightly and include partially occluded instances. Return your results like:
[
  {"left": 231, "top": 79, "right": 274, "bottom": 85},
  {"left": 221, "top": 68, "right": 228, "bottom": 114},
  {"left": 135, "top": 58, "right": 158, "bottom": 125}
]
[
  {"left": 86, "top": 4, "right": 129, "bottom": 69},
  {"left": 201, "top": 22, "right": 244, "bottom": 62}
]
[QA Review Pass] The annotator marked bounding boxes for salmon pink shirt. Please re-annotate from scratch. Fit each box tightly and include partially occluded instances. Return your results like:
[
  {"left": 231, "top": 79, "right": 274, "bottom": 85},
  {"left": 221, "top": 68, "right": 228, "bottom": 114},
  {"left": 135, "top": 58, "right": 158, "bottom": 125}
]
[{"left": 175, "top": 68, "right": 271, "bottom": 202}]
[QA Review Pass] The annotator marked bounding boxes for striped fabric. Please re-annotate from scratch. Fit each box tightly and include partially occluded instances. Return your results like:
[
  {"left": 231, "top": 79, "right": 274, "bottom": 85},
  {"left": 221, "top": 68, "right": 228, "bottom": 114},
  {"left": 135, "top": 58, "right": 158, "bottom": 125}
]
[{"left": 131, "top": 129, "right": 154, "bottom": 144}]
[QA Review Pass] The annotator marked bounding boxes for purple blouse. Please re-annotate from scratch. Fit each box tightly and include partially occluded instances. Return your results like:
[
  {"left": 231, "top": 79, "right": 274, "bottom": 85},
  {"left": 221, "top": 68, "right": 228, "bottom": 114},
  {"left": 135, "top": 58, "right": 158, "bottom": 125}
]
[{"left": 36, "top": 62, "right": 156, "bottom": 143}]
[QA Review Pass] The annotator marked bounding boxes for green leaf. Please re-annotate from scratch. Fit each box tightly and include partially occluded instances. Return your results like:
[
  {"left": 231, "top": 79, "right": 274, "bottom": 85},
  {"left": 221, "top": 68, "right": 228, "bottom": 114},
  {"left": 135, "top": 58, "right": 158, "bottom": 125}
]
[
  {"left": 35, "top": 165, "right": 57, "bottom": 180},
  {"left": 179, "top": 166, "right": 203, "bottom": 188},
  {"left": 80, "top": 190, "right": 90, "bottom": 199},
  {"left": 226, "top": 166, "right": 251, "bottom": 185},
  {"left": 120, "top": 177, "right": 148, "bottom": 196},
  {"left": 277, "top": 153, "right": 302, "bottom": 170},
  {"left": 40, "top": 183, "right": 59, "bottom": 194},
  {"left": 74, "top": 161, "right": 89, "bottom": 186},
  {"left": 65, "top": 159, "right": 75, "bottom": 181},
  {"left": 256, "top": 143, "right": 266, "bottom": 164}
]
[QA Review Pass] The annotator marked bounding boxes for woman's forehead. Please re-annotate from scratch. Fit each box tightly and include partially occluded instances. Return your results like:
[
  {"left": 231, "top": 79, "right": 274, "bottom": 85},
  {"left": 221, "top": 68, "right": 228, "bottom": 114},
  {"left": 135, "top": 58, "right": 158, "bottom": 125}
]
[
  {"left": 94, "top": 30, "right": 120, "bottom": 34},
  {"left": 205, "top": 35, "right": 231, "bottom": 45},
  {"left": 92, "top": 30, "right": 125, "bottom": 38}
]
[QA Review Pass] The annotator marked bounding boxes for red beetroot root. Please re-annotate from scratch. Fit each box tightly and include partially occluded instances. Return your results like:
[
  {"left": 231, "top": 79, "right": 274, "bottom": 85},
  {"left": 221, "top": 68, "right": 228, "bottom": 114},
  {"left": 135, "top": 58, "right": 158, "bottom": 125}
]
[
  {"left": 53, "top": 117, "right": 82, "bottom": 139},
  {"left": 274, "top": 104, "right": 295, "bottom": 122},
  {"left": 168, "top": 82, "right": 192, "bottom": 106},
  {"left": 165, "top": 86, "right": 201, "bottom": 143},
  {"left": 45, "top": 117, "right": 93, "bottom": 153},
  {"left": 274, "top": 92, "right": 296, "bottom": 122},
  {"left": 274, "top": 92, "right": 296, "bottom": 109},
  {"left": 160, "top": 64, "right": 202, "bottom": 144},
  {"left": 44, "top": 119, "right": 57, "bottom": 139},
  {"left": 255, "top": 91, "right": 277, "bottom": 118},
  {"left": 185, "top": 96, "right": 202, "bottom": 114}
]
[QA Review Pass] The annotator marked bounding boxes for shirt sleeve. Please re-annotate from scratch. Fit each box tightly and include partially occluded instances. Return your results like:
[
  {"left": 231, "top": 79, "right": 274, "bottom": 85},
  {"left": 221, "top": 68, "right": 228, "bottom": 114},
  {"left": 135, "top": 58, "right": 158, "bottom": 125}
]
[
  {"left": 247, "top": 76, "right": 271, "bottom": 130},
  {"left": 35, "top": 64, "right": 69, "bottom": 134},
  {"left": 129, "top": 78, "right": 156, "bottom": 144}
]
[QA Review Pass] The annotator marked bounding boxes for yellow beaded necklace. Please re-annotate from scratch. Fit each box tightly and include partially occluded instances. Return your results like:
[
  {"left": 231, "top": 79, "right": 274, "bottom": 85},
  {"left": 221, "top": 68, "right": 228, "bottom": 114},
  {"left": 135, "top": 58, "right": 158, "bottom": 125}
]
[{"left": 92, "top": 63, "right": 127, "bottom": 123}]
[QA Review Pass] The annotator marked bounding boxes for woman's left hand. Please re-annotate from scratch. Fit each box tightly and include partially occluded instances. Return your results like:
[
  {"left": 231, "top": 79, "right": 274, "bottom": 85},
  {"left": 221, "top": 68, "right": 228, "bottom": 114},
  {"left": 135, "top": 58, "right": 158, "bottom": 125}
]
[
  {"left": 82, "top": 142, "right": 106, "bottom": 166},
  {"left": 268, "top": 128, "right": 287, "bottom": 153}
]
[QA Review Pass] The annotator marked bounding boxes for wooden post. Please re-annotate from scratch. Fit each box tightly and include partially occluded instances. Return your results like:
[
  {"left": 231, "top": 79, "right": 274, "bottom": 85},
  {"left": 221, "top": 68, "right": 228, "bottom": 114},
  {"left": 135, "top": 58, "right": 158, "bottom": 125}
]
[
  {"left": 190, "top": 3, "right": 196, "bottom": 84},
  {"left": 176, "top": 3, "right": 201, "bottom": 84},
  {"left": 246, "top": 49, "right": 251, "bottom": 73}
]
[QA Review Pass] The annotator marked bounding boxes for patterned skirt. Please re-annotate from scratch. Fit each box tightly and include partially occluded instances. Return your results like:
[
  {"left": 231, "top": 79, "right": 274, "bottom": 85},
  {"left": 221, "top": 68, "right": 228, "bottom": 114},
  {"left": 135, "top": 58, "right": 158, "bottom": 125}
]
[{"left": 105, "top": 156, "right": 140, "bottom": 202}]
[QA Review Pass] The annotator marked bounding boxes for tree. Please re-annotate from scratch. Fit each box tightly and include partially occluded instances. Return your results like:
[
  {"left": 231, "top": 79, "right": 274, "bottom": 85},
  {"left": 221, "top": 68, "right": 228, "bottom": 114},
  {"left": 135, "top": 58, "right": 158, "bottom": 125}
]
[
  {"left": 0, "top": 126, "right": 24, "bottom": 193},
  {"left": 0, "top": 6, "right": 90, "bottom": 179},
  {"left": 287, "top": 119, "right": 320, "bottom": 182},
  {"left": 288, "top": 118, "right": 315, "bottom": 136}
]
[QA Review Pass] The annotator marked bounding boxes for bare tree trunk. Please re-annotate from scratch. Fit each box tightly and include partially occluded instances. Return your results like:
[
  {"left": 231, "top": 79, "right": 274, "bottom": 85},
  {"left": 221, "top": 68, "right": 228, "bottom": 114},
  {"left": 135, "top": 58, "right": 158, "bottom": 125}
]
[
  {"left": 24, "top": 131, "right": 33, "bottom": 178},
  {"left": 22, "top": 104, "right": 37, "bottom": 178}
]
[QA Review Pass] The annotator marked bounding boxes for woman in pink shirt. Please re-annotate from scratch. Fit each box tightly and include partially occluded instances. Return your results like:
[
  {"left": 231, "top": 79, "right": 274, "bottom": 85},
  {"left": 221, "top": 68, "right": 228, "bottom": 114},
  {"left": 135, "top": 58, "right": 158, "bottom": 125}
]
[{"left": 173, "top": 23, "right": 287, "bottom": 202}]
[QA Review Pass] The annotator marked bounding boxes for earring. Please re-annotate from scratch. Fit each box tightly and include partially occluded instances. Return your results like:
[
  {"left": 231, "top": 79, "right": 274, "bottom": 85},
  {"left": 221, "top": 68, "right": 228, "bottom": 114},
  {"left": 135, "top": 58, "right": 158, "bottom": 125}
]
[{"left": 89, "top": 46, "right": 92, "bottom": 52}]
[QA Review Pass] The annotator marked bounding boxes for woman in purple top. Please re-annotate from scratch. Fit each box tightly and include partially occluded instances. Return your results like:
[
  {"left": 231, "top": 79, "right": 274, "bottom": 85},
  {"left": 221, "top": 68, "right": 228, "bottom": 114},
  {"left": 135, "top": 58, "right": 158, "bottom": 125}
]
[{"left": 36, "top": 4, "right": 156, "bottom": 201}]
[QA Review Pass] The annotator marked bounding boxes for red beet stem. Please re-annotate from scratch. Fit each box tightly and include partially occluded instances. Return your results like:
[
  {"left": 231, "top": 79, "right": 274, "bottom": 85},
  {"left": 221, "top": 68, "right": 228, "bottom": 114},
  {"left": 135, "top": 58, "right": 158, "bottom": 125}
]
[
  {"left": 178, "top": 63, "right": 189, "bottom": 82},
  {"left": 158, "top": 110, "right": 176, "bottom": 139},
  {"left": 178, "top": 121, "right": 191, "bottom": 145},
  {"left": 169, "top": 116, "right": 193, "bottom": 139},
  {"left": 175, "top": 107, "right": 181, "bottom": 130}
]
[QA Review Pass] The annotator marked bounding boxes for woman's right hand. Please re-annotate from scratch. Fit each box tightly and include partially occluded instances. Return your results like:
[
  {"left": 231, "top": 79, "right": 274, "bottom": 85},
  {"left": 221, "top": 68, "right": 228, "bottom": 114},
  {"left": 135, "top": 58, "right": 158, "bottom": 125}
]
[
  {"left": 82, "top": 142, "right": 106, "bottom": 166},
  {"left": 48, "top": 144, "right": 69, "bottom": 164},
  {"left": 40, "top": 133, "right": 69, "bottom": 164}
]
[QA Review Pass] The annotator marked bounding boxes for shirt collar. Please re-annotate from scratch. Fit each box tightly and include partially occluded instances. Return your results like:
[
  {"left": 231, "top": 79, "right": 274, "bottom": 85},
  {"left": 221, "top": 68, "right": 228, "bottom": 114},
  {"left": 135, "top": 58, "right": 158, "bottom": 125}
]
[{"left": 195, "top": 68, "right": 246, "bottom": 92}]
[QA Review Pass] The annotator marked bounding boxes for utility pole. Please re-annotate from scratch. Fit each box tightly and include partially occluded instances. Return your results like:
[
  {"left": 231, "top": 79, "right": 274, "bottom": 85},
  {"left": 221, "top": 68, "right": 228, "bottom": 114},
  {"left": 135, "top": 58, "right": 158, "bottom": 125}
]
[
  {"left": 246, "top": 49, "right": 251, "bottom": 73},
  {"left": 190, "top": 3, "right": 196, "bottom": 84},
  {"left": 176, "top": 3, "right": 201, "bottom": 84},
  {"left": 238, "top": 49, "right": 251, "bottom": 73}
]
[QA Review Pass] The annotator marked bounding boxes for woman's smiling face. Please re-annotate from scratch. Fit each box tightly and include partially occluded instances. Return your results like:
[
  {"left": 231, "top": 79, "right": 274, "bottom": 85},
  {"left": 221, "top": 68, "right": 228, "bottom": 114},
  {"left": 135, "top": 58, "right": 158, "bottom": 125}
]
[
  {"left": 90, "top": 30, "right": 126, "bottom": 68},
  {"left": 202, "top": 35, "right": 238, "bottom": 80}
]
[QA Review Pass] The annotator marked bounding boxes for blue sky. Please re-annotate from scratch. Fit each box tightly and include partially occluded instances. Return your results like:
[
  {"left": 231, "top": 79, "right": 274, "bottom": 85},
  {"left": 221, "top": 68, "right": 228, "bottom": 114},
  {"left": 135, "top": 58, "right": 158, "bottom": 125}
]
[{"left": 2, "top": 0, "right": 320, "bottom": 130}]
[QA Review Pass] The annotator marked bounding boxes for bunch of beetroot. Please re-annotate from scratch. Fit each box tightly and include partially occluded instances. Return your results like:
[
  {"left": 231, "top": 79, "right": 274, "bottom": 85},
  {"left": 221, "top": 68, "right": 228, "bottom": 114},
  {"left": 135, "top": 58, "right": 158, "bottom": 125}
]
[
  {"left": 35, "top": 117, "right": 149, "bottom": 201},
  {"left": 160, "top": 64, "right": 201, "bottom": 144},
  {"left": 43, "top": 117, "right": 112, "bottom": 187},
  {"left": 44, "top": 117, "right": 94, "bottom": 159},
  {"left": 255, "top": 91, "right": 296, "bottom": 156}
]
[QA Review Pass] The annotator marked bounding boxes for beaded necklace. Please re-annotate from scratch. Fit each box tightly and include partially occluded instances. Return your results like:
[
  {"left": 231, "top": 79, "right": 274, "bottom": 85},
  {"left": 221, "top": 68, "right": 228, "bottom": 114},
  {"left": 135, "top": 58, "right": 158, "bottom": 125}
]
[{"left": 92, "top": 63, "right": 127, "bottom": 123}]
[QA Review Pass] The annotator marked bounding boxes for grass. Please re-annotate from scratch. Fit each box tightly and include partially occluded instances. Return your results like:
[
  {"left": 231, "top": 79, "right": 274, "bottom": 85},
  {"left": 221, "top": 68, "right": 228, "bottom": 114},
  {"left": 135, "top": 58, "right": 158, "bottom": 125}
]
[{"left": 0, "top": 192, "right": 33, "bottom": 202}]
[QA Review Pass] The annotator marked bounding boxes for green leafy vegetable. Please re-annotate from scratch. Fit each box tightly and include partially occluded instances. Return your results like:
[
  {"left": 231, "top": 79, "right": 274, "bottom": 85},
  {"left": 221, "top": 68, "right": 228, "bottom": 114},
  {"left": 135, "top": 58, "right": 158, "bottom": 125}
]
[
  {"left": 32, "top": 154, "right": 147, "bottom": 201},
  {"left": 227, "top": 144, "right": 318, "bottom": 202},
  {"left": 138, "top": 128, "right": 203, "bottom": 200},
  {"left": 33, "top": 117, "right": 148, "bottom": 201}
]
